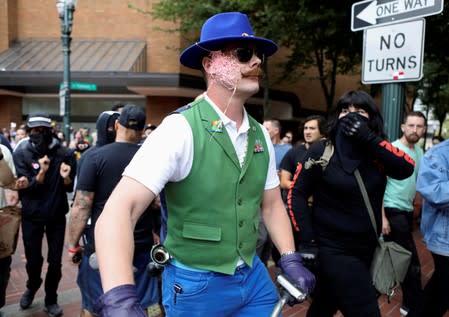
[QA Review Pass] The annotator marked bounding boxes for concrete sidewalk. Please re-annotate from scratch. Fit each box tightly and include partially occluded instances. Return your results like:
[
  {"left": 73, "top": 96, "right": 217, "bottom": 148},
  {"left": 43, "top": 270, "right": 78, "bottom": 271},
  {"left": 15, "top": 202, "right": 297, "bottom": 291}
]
[
  {"left": 2, "top": 221, "right": 448, "bottom": 317},
  {"left": 2, "top": 288, "right": 80, "bottom": 317},
  {"left": 3, "top": 222, "right": 83, "bottom": 317}
]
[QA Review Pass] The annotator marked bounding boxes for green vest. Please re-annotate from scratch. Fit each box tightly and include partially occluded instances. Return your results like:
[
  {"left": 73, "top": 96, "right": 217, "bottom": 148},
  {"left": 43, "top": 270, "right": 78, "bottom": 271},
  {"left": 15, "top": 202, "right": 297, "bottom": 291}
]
[{"left": 164, "top": 99, "right": 269, "bottom": 275}]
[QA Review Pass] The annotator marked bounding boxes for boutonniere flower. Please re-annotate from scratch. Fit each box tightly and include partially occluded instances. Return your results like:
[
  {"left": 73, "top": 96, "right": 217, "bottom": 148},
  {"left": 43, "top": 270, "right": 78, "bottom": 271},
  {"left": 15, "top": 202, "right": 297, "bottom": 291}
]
[
  {"left": 209, "top": 119, "right": 223, "bottom": 133},
  {"left": 254, "top": 139, "right": 264, "bottom": 153}
]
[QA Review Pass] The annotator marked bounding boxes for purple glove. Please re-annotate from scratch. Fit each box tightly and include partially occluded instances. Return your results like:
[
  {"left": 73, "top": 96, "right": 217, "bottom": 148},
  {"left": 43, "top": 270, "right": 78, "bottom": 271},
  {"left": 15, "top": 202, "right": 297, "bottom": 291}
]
[
  {"left": 278, "top": 252, "right": 316, "bottom": 295},
  {"left": 94, "top": 284, "right": 147, "bottom": 317}
]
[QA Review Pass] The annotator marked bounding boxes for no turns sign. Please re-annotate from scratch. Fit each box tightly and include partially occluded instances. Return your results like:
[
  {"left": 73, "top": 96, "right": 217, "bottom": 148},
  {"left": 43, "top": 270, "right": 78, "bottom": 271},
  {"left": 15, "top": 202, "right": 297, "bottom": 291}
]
[{"left": 362, "top": 19, "right": 425, "bottom": 84}]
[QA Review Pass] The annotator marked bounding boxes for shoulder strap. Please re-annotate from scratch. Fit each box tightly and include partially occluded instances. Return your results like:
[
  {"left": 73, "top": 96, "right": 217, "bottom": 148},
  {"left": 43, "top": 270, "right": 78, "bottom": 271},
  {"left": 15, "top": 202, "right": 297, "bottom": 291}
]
[
  {"left": 354, "top": 169, "right": 379, "bottom": 240},
  {"left": 321, "top": 142, "right": 334, "bottom": 166},
  {"left": 304, "top": 141, "right": 334, "bottom": 170}
]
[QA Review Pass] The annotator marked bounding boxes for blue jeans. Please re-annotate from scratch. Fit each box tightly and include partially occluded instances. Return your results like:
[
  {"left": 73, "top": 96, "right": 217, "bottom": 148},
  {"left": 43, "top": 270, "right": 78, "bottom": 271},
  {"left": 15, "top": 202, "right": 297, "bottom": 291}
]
[
  {"left": 162, "top": 256, "right": 280, "bottom": 317},
  {"left": 78, "top": 252, "right": 159, "bottom": 314},
  {"left": 77, "top": 254, "right": 103, "bottom": 313}
]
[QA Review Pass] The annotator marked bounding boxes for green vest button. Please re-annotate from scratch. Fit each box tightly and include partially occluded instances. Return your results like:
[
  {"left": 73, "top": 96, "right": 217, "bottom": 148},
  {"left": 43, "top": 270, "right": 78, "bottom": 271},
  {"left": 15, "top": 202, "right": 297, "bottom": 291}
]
[
  {"left": 239, "top": 242, "right": 243, "bottom": 249},
  {"left": 239, "top": 220, "right": 244, "bottom": 227},
  {"left": 237, "top": 198, "right": 243, "bottom": 205}
]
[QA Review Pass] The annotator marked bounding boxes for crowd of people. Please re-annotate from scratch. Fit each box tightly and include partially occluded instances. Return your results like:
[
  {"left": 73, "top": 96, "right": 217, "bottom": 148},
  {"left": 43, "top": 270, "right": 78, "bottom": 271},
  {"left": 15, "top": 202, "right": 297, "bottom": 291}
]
[{"left": 0, "top": 10, "right": 448, "bottom": 317}]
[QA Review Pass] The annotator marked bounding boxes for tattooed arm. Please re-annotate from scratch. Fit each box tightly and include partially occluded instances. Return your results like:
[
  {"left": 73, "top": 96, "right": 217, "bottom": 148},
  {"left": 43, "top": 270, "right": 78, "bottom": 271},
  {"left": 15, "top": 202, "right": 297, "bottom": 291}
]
[{"left": 67, "top": 189, "right": 94, "bottom": 262}]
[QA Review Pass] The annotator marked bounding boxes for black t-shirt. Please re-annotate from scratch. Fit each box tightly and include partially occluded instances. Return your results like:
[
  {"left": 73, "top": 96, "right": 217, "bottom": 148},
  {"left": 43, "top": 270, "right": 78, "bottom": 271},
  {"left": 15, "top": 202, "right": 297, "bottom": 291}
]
[
  {"left": 77, "top": 142, "right": 153, "bottom": 254},
  {"left": 279, "top": 143, "right": 308, "bottom": 204},
  {"left": 280, "top": 143, "right": 308, "bottom": 175}
]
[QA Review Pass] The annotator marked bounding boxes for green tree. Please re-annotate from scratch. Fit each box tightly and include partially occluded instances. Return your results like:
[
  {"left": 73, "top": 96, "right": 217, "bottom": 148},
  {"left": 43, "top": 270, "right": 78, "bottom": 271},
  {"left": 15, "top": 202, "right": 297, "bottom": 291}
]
[
  {"left": 134, "top": 0, "right": 449, "bottom": 119},
  {"left": 260, "top": 0, "right": 363, "bottom": 113},
  {"left": 418, "top": 62, "right": 449, "bottom": 138},
  {"left": 414, "top": 5, "right": 449, "bottom": 138},
  {"left": 134, "top": 0, "right": 363, "bottom": 114}
]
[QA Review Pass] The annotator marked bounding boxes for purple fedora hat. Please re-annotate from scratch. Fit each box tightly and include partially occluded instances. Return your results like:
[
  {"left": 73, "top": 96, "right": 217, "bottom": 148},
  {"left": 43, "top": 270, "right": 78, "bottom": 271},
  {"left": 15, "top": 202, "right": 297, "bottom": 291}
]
[{"left": 180, "top": 12, "right": 278, "bottom": 70}]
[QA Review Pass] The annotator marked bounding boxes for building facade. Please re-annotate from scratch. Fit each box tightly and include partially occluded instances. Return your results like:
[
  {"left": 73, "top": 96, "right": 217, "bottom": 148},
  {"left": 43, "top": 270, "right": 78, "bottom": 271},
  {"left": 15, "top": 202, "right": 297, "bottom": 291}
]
[{"left": 0, "top": 0, "right": 359, "bottom": 138}]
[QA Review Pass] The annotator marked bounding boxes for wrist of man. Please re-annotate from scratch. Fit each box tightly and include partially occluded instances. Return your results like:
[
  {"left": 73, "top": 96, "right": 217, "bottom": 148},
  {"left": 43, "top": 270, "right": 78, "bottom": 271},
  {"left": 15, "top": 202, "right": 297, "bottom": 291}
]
[
  {"left": 280, "top": 250, "right": 296, "bottom": 258},
  {"left": 68, "top": 245, "right": 81, "bottom": 253}
]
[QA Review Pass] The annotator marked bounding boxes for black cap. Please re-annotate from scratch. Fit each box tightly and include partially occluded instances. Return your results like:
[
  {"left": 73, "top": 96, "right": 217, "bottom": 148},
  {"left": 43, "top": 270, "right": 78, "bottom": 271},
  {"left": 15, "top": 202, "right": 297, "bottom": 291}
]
[{"left": 118, "top": 104, "right": 146, "bottom": 131}]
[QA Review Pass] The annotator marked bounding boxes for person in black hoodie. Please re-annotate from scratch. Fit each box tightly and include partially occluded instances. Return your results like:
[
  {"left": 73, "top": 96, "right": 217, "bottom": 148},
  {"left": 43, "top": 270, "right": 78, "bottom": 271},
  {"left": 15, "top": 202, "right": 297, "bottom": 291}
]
[
  {"left": 75, "top": 110, "right": 120, "bottom": 175},
  {"left": 289, "top": 90, "right": 415, "bottom": 317},
  {"left": 13, "top": 112, "right": 76, "bottom": 317}
]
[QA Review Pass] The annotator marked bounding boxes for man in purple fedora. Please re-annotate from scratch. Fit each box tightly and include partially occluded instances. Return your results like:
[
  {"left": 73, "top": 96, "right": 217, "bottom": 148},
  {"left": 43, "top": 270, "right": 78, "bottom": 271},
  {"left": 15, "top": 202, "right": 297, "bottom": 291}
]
[{"left": 94, "top": 12, "right": 315, "bottom": 317}]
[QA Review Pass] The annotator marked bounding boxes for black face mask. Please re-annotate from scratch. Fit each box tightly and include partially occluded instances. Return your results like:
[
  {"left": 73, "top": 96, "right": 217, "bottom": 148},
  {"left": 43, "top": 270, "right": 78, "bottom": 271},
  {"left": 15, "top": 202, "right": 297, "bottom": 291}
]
[{"left": 30, "top": 130, "right": 53, "bottom": 154}]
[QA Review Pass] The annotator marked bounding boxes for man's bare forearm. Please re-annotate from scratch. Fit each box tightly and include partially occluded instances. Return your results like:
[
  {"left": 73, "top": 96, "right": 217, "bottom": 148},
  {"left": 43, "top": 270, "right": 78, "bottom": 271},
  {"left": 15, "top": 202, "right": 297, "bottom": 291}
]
[{"left": 68, "top": 190, "right": 94, "bottom": 248}]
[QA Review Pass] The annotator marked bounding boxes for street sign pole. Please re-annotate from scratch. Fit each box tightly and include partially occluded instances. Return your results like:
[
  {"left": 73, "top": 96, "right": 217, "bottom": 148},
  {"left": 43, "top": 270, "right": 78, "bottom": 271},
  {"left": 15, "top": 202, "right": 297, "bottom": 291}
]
[{"left": 382, "top": 83, "right": 405, "bottom": 140}]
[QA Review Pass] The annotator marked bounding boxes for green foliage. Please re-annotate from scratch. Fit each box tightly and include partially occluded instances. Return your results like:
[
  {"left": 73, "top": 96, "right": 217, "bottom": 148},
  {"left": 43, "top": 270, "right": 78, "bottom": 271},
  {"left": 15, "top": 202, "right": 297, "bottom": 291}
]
[
  {"left": 130, "top": 0, "right": 449, "bottom": 119},
  {"left": 262, "top": 0, "right": 364, "bottom": 112},
  {"left": 417, "top": 61, "right": 449, "bottom": 137},
  {"left": 415, "top": 3, "right": 449, "bottom": 136}
]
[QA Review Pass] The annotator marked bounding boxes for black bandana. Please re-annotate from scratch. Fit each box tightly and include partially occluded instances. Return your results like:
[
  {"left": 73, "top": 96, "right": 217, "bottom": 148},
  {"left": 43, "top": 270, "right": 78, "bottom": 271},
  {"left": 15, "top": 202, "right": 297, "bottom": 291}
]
[
  {"left": 29, "top": 130, "right": 53, "bottom": 155},
  {"left": 335, "top": 113, "right": 368, "bottom": 174}
]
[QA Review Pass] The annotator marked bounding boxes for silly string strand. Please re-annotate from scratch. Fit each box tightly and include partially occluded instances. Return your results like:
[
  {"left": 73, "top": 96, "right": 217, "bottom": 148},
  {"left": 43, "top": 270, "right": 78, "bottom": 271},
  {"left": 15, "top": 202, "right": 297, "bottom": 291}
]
[{"left": 207, "top": 50, "right": 241, "bottom": 140}]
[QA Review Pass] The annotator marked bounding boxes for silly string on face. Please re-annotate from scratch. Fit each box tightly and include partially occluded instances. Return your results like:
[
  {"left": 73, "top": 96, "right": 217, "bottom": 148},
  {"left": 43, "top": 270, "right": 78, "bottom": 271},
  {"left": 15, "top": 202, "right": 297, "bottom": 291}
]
[{"left": 208, "top": 51, "right": 242, "bottom": 91}]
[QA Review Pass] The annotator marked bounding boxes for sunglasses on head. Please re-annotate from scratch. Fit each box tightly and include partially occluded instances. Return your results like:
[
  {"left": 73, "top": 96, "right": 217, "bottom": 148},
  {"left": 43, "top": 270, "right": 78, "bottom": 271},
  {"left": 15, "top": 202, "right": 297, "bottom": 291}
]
[{"left": 231, "top": 47, "right": 265, "bottom": 63}]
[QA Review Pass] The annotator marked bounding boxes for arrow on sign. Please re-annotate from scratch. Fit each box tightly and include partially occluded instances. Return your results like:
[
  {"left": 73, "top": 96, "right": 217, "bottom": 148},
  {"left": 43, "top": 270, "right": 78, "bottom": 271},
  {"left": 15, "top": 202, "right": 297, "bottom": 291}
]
[
  {"left": 357, "top": 0, "right": 435, "bottom": 25},
  {"left": 351, "top": 0, "right": 443, "bottom": 31}
]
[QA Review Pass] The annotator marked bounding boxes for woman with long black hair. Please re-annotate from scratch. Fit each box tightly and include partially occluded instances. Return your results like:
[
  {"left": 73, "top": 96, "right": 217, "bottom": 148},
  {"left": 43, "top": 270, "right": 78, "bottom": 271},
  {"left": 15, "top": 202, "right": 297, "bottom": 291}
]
[{"left": 288, "top": 90, "right": 415, "bottom": 317}]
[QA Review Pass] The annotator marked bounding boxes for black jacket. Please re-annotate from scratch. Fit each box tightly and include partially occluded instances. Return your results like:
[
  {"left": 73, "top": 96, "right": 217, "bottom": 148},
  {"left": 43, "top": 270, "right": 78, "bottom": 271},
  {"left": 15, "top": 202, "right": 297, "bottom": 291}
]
[
  {"left": 289, "top": 137, "right": 414, "bottom": 253},
  {"left": 13, "top": 138, "right": 76, "bottom": 221}
]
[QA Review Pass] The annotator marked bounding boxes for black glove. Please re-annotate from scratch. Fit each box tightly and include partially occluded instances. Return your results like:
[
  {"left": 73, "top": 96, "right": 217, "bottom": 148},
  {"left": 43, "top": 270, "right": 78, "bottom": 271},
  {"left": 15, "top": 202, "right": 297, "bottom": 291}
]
[
  {"left": 340, "top": 113, "right": 376, "bottom": 143},
  {"left": 94, "top": 284, "right": 147, "bottom": 317},
  {"left": 298, "top": 243, "right": 319, "bottom": 274},
  {"left": 278, "top": 252, "right": 316, "bottom": 295}
]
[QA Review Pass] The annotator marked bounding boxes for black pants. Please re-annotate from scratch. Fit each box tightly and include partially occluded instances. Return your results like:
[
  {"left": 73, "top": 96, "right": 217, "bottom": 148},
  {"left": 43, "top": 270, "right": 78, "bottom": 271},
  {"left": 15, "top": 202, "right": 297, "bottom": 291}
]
[
  {"left": 306, "top": 246, "right": 381, "bottom": 317},
  {"left": 21, "top": 217, "right": 66, "bottom": 306},
  {"left": 383, "top": 208, "right": 423, "bottom": 316},
  {"left": 0, "top": 255, "right": 12, "bottom": 308},
  {"left": 421, "top": 253, "right": 449, "bottom": 317}
]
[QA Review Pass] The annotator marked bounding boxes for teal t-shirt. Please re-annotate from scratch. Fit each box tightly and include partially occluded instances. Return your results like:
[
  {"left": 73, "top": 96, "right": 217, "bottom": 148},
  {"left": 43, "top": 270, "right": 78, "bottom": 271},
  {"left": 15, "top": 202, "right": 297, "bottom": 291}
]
[{"left": 383, "top": 139, "right": 423, "bottom": 212}]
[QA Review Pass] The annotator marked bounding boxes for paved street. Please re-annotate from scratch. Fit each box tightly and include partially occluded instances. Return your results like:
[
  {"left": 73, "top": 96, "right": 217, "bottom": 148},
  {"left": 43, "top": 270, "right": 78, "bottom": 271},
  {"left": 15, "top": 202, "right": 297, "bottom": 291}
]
[{"left": 2, "top": 221, "right": 448, "bottom": 317}]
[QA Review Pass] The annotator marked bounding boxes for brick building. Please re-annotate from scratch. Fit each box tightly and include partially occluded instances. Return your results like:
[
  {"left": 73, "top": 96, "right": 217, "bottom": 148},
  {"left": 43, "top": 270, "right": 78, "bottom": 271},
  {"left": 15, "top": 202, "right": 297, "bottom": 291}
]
[{"left": 0, "top": 0, "right": 359, "bottom": 137}]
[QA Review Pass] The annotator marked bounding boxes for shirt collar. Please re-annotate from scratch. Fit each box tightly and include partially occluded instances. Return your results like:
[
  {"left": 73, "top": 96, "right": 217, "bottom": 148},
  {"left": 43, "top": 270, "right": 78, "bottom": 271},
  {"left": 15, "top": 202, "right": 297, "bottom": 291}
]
[{"left": 204, "top": 94, "right": 250, "bottom": 133}]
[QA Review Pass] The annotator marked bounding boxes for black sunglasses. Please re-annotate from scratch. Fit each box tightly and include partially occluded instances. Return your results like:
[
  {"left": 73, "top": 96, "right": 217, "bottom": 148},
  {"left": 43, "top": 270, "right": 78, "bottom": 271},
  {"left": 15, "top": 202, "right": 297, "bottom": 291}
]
[{"left": 231, "top": 47, "right": 265, "bottom": 63}]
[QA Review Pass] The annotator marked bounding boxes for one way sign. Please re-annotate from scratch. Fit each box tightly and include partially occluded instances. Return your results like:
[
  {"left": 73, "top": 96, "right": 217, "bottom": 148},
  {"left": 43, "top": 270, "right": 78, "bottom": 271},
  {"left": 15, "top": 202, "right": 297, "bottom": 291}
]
[{"left": 351, "top": 0, "right": 443, "bottom": 31}]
